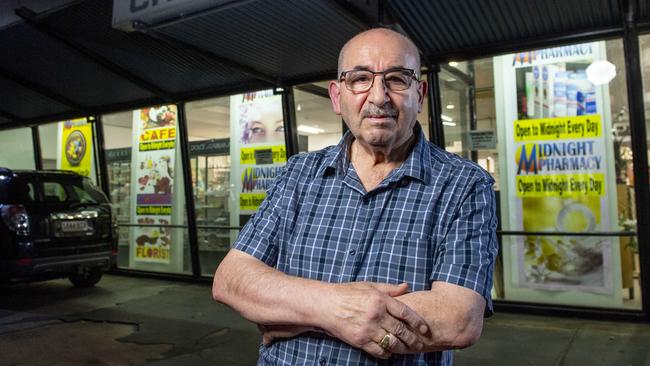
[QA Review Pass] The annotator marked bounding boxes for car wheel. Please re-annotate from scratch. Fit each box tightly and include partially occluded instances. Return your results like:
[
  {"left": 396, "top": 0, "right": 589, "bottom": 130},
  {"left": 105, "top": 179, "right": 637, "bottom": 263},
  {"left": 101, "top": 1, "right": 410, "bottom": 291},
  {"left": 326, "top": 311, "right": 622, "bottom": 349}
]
[{"left": 69, "top": 267, "right": 103, "bottom": 287}]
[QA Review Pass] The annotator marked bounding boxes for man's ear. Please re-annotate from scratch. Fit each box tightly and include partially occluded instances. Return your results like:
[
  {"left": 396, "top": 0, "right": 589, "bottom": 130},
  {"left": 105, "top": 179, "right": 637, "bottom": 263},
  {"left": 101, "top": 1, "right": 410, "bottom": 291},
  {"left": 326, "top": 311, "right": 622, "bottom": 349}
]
[
  {"left": 328, "top": 80, "right": 342, "bottom": 115},
  {"left": 417, "top": 79, "right": 427, "bottom": 113}
]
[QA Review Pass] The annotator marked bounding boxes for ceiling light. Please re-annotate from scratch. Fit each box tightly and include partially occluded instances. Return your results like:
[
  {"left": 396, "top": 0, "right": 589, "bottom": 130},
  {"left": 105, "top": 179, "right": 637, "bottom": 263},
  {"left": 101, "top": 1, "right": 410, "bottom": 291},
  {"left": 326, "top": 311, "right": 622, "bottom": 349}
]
[
  {"left": 442, "top": 121, "right": 457, "bottom": 126},
  {"left": 586, "top": 60, "right": 616, "bottom": 85},
  {"left": 448, "top": 61, "right": 459, "bottom": 67},
  {"left": 297, "top": 125, "right": 324, "bottom": 134},
  {"left": 441, "top": 114, "right": 453, "bottom": 122},
  {"left": 446, "top": 104, "right": 455, "bottom": 109},
  {"left": 296, "top": 104, "right": 302, "bottom": 111}
]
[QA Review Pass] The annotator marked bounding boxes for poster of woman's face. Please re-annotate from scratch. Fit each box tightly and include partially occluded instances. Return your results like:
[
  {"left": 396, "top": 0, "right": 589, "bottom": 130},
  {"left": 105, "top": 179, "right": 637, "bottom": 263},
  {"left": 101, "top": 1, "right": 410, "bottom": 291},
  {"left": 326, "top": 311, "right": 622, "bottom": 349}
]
[{"left": 239, "top": 99, "right": 284, "bottom": 144}]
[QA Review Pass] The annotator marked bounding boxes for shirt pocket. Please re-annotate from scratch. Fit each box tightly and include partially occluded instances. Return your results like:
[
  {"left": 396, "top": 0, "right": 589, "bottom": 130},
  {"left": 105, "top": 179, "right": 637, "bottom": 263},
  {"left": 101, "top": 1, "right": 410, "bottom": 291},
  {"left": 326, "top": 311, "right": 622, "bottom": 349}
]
[{"left": 371, "top": 235, "right": 435, "bottom": 292}]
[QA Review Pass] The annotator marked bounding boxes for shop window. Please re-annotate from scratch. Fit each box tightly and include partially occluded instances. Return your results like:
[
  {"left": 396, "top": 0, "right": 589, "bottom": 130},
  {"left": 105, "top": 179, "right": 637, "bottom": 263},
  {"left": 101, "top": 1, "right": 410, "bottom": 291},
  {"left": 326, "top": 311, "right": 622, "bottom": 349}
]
[
  {"left": 440, "top": 60, "right": 499, "bottom": 189},
  {"left": 484, "top": 39, "right": 641, "bottom": 310},
  {"left": 102, "top": 107, "right": 191, "bottom": 275},
  {"left": 0, "top": 127, "right": 35, "bottom": 169},
  {"left": 186, "top": 90, "right": 287, "bottom": 277}
]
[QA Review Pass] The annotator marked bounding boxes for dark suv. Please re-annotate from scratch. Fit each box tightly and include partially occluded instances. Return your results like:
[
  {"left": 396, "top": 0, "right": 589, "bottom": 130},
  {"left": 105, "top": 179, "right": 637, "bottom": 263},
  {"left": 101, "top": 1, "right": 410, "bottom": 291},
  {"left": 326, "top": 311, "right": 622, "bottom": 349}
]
[{"left": 0, "top": 168, "right": 117, "bottom": 287}]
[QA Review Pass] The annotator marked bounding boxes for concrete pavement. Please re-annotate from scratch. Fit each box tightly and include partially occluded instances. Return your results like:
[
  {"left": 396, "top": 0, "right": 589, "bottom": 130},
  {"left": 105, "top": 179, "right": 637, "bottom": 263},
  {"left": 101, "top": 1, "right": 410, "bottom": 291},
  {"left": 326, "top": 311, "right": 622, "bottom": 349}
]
[{"left": 1, "top": 274, "right": 649, "bottom": 365}]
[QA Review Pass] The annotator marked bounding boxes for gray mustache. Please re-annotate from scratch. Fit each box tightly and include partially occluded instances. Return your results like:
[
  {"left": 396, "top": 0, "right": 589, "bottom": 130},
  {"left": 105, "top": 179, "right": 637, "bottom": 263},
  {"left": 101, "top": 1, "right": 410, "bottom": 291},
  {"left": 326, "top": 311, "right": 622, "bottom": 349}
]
[{"left": 362, "top": 104, "right": 397, "bottom": 118}]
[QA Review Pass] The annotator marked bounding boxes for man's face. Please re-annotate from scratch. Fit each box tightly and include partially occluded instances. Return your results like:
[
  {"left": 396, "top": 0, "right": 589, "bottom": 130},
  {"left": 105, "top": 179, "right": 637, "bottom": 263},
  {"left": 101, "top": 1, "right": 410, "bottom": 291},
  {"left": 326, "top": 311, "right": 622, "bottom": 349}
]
[{"left": 329, "top": 31, "right": 426, "bottom": 149}]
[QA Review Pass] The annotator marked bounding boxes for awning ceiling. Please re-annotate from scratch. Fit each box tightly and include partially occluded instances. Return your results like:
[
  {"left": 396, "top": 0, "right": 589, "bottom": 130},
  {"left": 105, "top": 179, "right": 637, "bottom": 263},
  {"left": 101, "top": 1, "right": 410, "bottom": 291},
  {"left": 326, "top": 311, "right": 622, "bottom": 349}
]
[{"left": 0, "top": 0, "right": 647, "bottom": 129}]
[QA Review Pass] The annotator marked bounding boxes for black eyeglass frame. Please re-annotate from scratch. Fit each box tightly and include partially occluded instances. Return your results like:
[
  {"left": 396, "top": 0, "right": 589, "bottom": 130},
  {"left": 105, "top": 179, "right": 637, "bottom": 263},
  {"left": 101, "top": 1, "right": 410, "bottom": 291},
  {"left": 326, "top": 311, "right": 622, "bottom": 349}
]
[{"left": 338, "top": 68, "right": 420, "bottom": 93}]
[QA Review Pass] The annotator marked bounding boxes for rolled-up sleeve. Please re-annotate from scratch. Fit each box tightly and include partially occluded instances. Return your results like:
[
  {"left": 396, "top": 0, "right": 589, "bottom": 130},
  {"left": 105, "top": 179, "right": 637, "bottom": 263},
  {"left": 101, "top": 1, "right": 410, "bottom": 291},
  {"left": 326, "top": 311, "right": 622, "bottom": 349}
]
[{"left": 430, "top": 178, "right": 498, "bottom": 316}]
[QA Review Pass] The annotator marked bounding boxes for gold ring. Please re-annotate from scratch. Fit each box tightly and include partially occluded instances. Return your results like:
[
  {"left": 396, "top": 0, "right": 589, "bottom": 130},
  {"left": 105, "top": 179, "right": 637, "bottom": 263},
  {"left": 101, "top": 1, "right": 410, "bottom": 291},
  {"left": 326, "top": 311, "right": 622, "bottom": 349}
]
[{"left": 378, "top": 333, "right": 391, "bottom": 349}]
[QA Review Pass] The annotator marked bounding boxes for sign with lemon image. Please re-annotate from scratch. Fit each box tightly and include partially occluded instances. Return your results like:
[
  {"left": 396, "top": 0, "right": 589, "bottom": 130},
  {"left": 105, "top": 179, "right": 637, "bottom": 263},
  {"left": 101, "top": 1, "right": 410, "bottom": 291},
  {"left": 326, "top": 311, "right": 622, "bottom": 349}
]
[
  {"left": 513, "top": 115, "right": 614, "bottom": 293},
  {"left": 496, "top": 41, "right": 623, "bottom": 307}
]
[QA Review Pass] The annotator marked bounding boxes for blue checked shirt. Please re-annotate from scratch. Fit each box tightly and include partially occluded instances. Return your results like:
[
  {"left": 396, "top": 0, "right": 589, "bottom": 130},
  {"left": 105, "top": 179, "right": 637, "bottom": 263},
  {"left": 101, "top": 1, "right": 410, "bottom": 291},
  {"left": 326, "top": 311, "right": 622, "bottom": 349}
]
[{"left": 233, "top": 123, "right": 498, "bottom": 366}]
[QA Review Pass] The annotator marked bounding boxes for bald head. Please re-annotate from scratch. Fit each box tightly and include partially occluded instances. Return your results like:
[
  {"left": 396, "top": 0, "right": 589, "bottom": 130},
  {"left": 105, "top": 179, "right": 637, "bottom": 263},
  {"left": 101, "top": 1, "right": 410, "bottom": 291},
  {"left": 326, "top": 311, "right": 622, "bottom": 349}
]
[{"left": 337, "top": 28, "right": 421, "bottom": 77}]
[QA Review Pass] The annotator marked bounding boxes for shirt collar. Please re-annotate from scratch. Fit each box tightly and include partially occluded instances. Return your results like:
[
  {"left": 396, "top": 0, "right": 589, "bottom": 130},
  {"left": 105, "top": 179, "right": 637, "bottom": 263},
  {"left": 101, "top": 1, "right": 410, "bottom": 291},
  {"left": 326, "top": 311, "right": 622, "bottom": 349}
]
[{"left": 318, "top": 122, "right": 432, "bottom": 185}]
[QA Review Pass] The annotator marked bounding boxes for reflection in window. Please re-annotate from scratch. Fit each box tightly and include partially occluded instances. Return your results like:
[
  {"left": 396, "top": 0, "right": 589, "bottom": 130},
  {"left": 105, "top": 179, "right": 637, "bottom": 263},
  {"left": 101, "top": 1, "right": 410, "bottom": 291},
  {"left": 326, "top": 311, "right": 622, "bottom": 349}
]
[
  {"left": 440, "top": 60, "right": 500, "bottom": 189},
  {"left": 0, "top": 128, "right": 35, "bottom": 169},
  {"left": 186, "top": 96, "right": 233, "bottom": 276},
  {"left": 294, "top": 82, "right": 342, "bottom": 152}
]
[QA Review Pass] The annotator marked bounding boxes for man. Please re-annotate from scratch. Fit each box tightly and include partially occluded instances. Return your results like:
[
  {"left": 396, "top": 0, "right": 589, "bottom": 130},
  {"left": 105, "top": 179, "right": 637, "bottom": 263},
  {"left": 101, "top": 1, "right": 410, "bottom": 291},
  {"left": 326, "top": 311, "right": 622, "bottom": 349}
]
[{"left": 213, "top": 28, "right": 498, "bottom": 365}]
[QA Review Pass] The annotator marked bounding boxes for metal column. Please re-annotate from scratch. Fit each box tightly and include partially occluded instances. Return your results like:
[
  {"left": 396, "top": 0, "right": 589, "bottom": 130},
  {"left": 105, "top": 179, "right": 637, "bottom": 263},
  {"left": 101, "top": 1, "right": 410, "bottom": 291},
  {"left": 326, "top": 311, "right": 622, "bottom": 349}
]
[
  {"left": 621, "top": 0, "right": 650, "bottom": 320},
  {"left": 91, "top": 115, "right": 110, "bottom": 197},
  {"left": 281, "top": 87, "right": 300, "bottom": 157},
  {"left": 31, "top": 126, "right": 42, "bottom": 170},
  {"left": 427, "top": 66, "right": 445, "bottom": 148},
  {"left": 176, "top": 103, "right": 201, "bottom": 278}
]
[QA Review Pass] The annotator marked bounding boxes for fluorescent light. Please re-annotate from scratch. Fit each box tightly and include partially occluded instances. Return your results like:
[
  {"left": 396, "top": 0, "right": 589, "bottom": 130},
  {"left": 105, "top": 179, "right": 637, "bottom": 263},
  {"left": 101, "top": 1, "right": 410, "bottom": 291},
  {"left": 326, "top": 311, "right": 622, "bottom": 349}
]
[
  {"left": 442, "top": 121, "right": 456, "bottom": 126},
  {"left": 448, "top": 61, "right": 459, "bottom": 67},
  {"left": 446, "top": 104, "right": 455, "bottom": 109},
  {"left": 586, "top": 60, "right": 616, "bottom": 85},
  {"left": 297, "top": 125, "right": 324, "bottom": 134},
  {"left": 441, "top": 114, "right": 453, "bottom": 122}
]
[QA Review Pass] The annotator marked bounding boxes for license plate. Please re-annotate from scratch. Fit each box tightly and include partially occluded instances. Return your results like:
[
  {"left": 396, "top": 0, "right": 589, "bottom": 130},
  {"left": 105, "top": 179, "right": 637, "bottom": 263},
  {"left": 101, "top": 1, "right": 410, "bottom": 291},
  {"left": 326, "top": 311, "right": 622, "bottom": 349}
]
[{"left": 61, "top": 220, "right": 90, "bottom": 232}]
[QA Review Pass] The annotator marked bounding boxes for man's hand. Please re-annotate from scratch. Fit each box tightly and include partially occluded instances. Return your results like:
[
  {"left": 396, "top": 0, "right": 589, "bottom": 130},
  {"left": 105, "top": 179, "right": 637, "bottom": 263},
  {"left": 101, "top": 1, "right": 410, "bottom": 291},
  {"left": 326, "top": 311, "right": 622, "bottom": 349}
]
[
  {"left": 319, "top": 282, "right": 428, "bottom": 359},
  {"left": 258, "top": 324, "right": 316, "bottom": 346},
  {"left": 257, "top": 282, "right": 429, "bottom": 359}
]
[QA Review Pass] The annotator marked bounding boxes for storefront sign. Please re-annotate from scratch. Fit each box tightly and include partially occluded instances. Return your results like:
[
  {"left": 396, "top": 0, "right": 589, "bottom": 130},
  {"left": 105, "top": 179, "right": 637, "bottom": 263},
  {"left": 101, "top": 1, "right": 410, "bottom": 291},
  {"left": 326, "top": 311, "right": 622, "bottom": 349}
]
[
  {"left": 57, "top": 118, "right": 93, "bottom": 177},
  {"left": 229, "top": 90, "right": 286, "bottom": 217},
  {"left": 130, "top": 105, "right": 177, "bottom": 264},
  {"left": 495, "top": 41, "right": 622, "bottom": 307},
  {"left": 106, "top": 147, "right": 131, "bottom": 162},
  {"left": 189, "top": 138, "right": 229, "bottom": 156},
  {"left": 467, "top": 130, "right": 496, "bottom": 150},
  {"left": 513, "top": 114, "right": 611, "bottom": 293},
  {"left": 112, "top": 0, "right": 219, "bottom": 31}
]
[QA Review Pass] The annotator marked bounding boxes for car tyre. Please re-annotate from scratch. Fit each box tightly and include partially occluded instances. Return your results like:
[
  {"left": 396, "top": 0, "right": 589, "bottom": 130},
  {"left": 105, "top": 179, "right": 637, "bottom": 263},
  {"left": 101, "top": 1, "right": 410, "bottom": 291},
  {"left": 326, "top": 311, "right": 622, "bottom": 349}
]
[{"left": 69, "top": 267, "right": 103, "bottom": 287}]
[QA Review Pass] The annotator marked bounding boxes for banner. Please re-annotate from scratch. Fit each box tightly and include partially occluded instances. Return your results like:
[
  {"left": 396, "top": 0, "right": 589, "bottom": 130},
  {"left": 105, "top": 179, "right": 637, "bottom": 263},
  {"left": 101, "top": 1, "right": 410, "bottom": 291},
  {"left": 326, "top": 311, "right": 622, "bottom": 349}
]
[
  {"left": 57, "top": 118, "right": 93, "bottom": 177},
  {"left": 131, "top": 105, "right": 177, "bottom": 264},
  {"left": 496, "top": 41, "right": 622, "bottom": 305},
  {"left": 230, "top": 90, "right": 287, "bottom": 217},
  {"left": 514, "top": 115, "right": 611, "bottom": 293}
]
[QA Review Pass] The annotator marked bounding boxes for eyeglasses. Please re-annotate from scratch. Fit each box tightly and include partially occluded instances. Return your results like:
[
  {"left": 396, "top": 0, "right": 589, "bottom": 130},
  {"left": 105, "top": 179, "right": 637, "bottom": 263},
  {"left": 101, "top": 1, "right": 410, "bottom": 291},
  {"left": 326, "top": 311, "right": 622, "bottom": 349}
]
[{"left": 339, "top": 68, "right": 419, "bottom": 93}]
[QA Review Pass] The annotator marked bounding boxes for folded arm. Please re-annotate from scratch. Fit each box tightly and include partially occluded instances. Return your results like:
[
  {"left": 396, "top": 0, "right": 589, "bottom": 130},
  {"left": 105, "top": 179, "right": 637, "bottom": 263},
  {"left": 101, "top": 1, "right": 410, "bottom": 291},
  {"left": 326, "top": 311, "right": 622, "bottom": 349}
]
[
  {"left": 212, "top": 249, "right": 430, "bottom": 359},
  {"left": 396, "top": 282, "right": 486, "bottom": 352},
  {"left": 259, "top": 281, "right": 486, "bottom": 353}
]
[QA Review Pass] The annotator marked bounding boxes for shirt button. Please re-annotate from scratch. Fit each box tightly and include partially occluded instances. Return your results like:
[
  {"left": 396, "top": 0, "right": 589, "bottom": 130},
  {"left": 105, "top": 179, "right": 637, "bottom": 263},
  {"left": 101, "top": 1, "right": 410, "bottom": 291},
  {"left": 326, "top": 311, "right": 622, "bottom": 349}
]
[
  {"left": 348, "top": 249, "right": 356, "bottom": 255},
  {"left": 319, "top": 358, "right": 327, "bottom": 365}
]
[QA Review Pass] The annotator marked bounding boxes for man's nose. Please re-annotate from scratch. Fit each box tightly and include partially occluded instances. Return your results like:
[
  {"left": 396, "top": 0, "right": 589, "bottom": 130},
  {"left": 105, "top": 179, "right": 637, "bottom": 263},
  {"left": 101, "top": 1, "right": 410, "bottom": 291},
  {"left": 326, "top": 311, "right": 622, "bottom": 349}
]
[{"left": 367, "top": 74, "right": 390, "bottom": 106}]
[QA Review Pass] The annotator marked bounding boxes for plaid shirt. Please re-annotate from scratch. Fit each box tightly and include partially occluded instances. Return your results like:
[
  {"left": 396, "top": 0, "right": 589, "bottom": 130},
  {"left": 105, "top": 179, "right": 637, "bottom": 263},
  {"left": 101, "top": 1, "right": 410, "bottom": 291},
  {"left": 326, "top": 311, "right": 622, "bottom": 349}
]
[{"left": 234, "top": 123, "right": 498, "bottom": 366}]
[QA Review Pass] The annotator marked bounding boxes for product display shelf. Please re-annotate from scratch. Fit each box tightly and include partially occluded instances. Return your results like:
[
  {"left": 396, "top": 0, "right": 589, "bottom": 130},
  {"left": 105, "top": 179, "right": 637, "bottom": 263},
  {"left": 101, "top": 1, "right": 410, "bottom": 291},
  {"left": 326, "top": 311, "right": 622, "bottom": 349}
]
[{"left": 192, "top": 155, "right": 232, "bottom": 252}]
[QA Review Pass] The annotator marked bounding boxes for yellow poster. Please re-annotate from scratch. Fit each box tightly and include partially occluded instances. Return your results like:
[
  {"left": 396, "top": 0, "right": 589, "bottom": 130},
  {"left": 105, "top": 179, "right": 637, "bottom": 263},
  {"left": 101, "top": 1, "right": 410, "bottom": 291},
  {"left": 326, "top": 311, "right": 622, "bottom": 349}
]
[
  {"left": 513, "top": 114, "right": 611, "bottom": 292},
  {"left": 59, "top": 118, "right": 93, "bottom": 177},
  {"left": 231, "top": 91, "right": 286, "bottom": 213}
]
